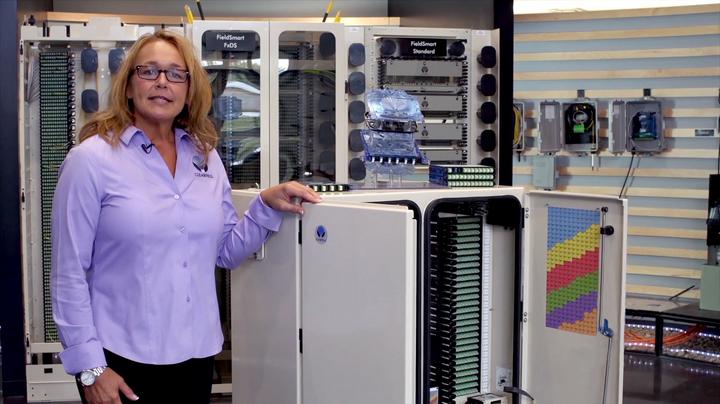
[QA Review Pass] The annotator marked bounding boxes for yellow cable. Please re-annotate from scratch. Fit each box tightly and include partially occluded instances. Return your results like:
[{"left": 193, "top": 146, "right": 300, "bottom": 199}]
[
  {"left": 512, "top": 105, "right": 521, "bottom": 146},
  {"left": 184, "top": 4, "right": 194, "bottom": 24},
  {"left": 322, "top": 0, "right": 335, "bottom": 22},
  {"left": 334, "top": 10, "right": 341, "bottom": 23}
]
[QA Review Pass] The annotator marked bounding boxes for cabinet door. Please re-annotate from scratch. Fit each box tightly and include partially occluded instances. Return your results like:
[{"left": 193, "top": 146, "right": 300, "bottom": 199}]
[
  {"left": 269, "top": 23, "right": 348, "bottom": 185},
  {"left": 300, "top": 202, "right": 417, "bottom": 404},
  {"left": 522, "top": 191, "right": 627, "bottom": 404},
  {"left": 192, "top": 21, "right": 270, "bottom": 188}
]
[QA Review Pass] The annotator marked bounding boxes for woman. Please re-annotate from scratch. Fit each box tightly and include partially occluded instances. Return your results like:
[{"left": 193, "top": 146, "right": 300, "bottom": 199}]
[{"left": 51, "top": 30, "right": 320, "bottom": 404}]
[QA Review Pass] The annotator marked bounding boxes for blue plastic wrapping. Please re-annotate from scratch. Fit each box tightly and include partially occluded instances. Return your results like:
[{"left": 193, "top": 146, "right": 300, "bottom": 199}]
[
  {"left": 360, "top": 129, "right": 428, "bottom": 175},
  {"left": 365, "top": 89, "right": 423, "bottom": 133}
]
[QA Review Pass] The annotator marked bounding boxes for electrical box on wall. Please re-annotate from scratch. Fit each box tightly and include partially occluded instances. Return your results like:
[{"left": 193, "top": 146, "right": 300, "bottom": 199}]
[
  {"left": 512, "top": 101, "right": 526, "bottom": 153},
  {"left": 610, "top": 97, "right": 664, "bottom": 154},
  {"left": 538, "top": 101, "right": 562, "bottom": 154},
  {"left": 609, "top": 100, "right": 627, "bottom": 154},
  {"left": 562, "top": 97, "right": 598, "bottom": 153},
  {"left": 539, "top": 96, "right": 598, "bottom": 155},
  {"left": 532, "top": 154, "right": 556, "bottom": 190}
]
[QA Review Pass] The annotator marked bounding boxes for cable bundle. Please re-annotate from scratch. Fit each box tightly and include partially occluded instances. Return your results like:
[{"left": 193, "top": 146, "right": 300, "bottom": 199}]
[
  {"left": 39, "top": 49, "right": 75, "bottom": 341},
  {"left": 429, "top": 215, "right": 483, "bottom": 402}
]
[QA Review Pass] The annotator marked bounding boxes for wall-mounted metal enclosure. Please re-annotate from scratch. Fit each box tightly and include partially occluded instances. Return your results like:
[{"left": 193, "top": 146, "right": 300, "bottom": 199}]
[
  {"left": 611, "top": 98, "right": 664, "bottom": 154},
  {"left": 562, "top": 99, "right": 598, "bottom": 153},
  {"left": 512, "top": 101, "right": 525, "bottom": 152},
  {"left": 538, "top": 101, "right": 562, "bottom": 154}
]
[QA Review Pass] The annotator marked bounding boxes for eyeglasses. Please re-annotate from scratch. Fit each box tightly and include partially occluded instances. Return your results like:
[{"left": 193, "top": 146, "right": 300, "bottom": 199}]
[{"left": 135, "top": 65, "right": 190, "bottom": 83}]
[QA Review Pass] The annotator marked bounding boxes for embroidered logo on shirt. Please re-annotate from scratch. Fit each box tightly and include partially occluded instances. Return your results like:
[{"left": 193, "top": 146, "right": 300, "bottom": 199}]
[
  {"left": 192, "top": 155, "right": 214, "bottom": 178},
  {"left": 192, "top": 155, "right": 208, "bottom": 172}
]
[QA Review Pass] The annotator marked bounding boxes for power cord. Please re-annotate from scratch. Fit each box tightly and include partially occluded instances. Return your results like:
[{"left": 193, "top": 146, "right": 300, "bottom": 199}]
[
  {"left": 600, "top": 319, "right": 615, "bottom": 404},
  {"left": 669, "top": 284, "right": 696, "bottom": 301},
  {"left": 618, "top": 151, "right": 637, "bottom": 198}
]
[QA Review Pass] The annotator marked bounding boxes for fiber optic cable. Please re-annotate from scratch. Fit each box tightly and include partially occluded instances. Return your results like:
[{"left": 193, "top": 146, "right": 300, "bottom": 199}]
[
  {"left": 195, "top": 0, "right": 205, "bottom": 20},
  {"left": 184, "top": 4, "right": 195, "bottom": 24},
  {"left": 322, "top": 0, "right": 335, "bottom": 22}
]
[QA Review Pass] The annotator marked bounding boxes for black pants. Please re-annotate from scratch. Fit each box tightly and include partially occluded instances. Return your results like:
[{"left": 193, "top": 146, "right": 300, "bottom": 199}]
[{"left": 76, "top": 349, "right": 214, "bottom": 404}]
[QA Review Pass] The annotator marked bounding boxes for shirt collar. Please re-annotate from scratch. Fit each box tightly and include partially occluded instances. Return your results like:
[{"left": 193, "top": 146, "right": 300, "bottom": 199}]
[{"left": 119, "top": 125, "right": 192, "bottom": 146}]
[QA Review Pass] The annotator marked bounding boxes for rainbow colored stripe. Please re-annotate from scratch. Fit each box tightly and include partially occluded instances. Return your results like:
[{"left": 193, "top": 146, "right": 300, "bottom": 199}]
[{"left": 546, "top": 207, "right": 600, "bottom": 336}]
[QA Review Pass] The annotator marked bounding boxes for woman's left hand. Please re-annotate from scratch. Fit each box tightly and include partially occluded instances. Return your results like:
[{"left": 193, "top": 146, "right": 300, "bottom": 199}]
[{"left": 260, "top": 181, "right": 322, "bottom": 215}]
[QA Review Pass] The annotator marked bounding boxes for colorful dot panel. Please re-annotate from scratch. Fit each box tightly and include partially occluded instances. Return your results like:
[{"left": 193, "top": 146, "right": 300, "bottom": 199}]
[{"left": 545, "top": 207, "right": 600, "bottom": 336}]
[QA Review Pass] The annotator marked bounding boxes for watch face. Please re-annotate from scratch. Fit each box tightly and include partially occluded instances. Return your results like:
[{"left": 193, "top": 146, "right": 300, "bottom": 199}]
[{"left": 80, "top": 371, "right": 96, "bottom": 386}]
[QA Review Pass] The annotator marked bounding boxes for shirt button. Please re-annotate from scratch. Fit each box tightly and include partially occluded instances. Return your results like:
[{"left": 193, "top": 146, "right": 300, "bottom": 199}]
[
  {"left": 173, "top": 194, "right": 180, "bottom": 200},
  {"left": 186, "top": 296, "right": 191, "bottom": 302},
  {"left": 183, "top": 261, "right": 188, "bottom": 268},
  {"left": 179, "top": 226, "right": 186, "bottom": 233}
]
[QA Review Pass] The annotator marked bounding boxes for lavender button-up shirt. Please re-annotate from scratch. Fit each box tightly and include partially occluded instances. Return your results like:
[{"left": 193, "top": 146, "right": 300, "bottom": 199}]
[{"left": 51, "top": 126, "right": 282, "bottom": 375}]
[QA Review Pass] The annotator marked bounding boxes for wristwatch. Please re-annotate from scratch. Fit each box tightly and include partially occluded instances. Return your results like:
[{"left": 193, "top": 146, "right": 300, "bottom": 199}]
[{"left": 78, "top": 366, "right": 107, "bottom": 387}]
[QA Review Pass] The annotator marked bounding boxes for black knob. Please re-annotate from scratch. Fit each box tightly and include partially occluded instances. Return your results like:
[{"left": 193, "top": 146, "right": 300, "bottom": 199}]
[
  {"left": 448, "top": 41, "right": 465, "bottom": 57},
  {"left": 380, "top": 39, "right": 396, "bottom": 57},
  {"left": 478, "top": 129, "right": 496, "bottom": 151},
  {"left": 348, "top": 129, "right": 364, "bottom": 152},
  {"left": 347, "top": 71, "right": 365, "bottom": 95},
  {"left": 478, "top": 46, "right": 497, "bottom": 68},
  {"left": 477, "top": 102, "right": 497, "bottom": 124},
  {"left": 477, "top": 74, "right": 497, "bottom": 96},
  {"left": 480, "top": 157, "right": 496, "bottom": 169},
  {"left": 319, "top": 32, "right": 336, "bottom": 57},
  {"left": 349, "top": 158, "right": 366, "bottom": 180},
  {"left": 348, "top": 101, "right": 365, "bottom": 124},
  {"left": 348, "top": 43, "right": 365, "bottom": 66}
]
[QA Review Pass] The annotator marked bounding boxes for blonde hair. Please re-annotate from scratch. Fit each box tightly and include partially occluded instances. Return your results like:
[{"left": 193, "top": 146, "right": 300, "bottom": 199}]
[{"left": 79, "top": 30, "right": 217, "bottom": 159}]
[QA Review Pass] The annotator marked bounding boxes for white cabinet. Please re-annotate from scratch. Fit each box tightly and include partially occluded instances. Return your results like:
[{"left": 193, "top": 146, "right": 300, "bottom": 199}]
[{"left": 231, "top": 187, "right": 626, "bottom": 404}]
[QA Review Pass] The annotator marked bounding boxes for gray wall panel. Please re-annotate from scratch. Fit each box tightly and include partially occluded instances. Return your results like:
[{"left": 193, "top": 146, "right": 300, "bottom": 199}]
[
  {"left": 515, "top": 14, "right": 720, "bottom": 34},
  {"left": 514, "top": 7, "right": 720, "bottom": 299},
  {"left": 628, "top": 255, "right": 704, "bottom": 269},
  {"left": 628, "top": 217, "right": 705, "bottom": 231},
  {"left": 515, "top": 77, "right": 720, "bottom": 91},
  {"left": 515, "top": 35, "right": 720, "bottom": 53},
  {"left": 629, "top": 196, "right": 708, "bottom": 210},
  {"left": 667, "top": 98, "right": 720, "bottom": 108},
  {"left": 629, "top": 236, "right": 705, "bottom": 250},
  {"left": 515, "top": 56, "right": 720, "bottom": 72},
  {"left": 671, "top": 138, "right": 719, "bottom": 149},
  {"left": 627, "top": 274, "right": 697, "bottom": 289}
]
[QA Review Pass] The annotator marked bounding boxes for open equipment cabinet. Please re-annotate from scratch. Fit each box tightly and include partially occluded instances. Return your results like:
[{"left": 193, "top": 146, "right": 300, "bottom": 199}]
[
  {"left": 344, "top": 26, "right": 501, "bottom": 184},
  {"left": 17, "top": 18, "right": 154, "bottom": 401},
  {"left": 189, "top": 21, "right": 501, "bottom": 189},
  {"left": 231, "top": 187, "right": 626, "bottom": 404},
  {"left": 188, "top": 21, "right": 349, "bottom": 189}
]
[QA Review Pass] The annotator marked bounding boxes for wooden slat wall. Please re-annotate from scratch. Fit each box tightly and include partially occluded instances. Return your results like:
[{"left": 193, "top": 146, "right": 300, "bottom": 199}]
[
  {"left": 514, "top": 4, "right": 720, "bottom": 22},
  {"left": 513, "top": 6, "right": 720, "bottom": 301}
]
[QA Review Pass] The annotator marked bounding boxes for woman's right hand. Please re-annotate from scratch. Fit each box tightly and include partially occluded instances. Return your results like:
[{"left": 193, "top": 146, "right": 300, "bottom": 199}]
[{"left": 83, "top": 368, "right": 139, "bottom": 404}]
